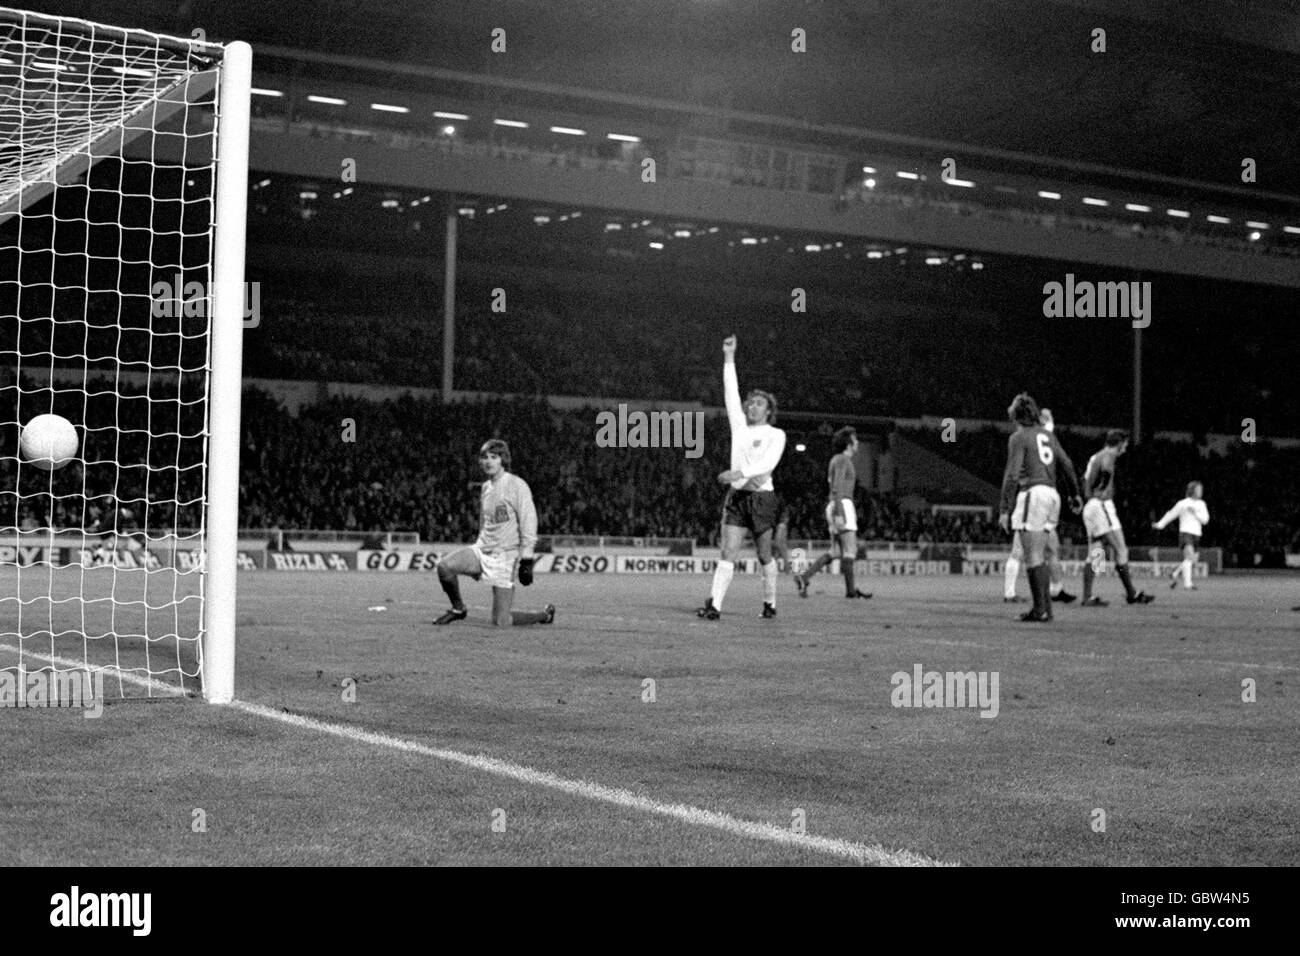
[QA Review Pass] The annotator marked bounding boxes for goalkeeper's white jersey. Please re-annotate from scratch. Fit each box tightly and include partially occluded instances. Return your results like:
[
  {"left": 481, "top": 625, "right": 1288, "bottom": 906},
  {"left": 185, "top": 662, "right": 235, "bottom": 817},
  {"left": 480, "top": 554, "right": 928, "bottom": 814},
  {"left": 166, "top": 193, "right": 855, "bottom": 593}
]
[
  {"left": 1155, "top": 497, "right": 1209, "bottom": 536},
  {"left": 723, "top": 361, "right": 786, "bottom": 492},
  {"left": 474, "top": 472, "right": 538, "bottom": 557}
]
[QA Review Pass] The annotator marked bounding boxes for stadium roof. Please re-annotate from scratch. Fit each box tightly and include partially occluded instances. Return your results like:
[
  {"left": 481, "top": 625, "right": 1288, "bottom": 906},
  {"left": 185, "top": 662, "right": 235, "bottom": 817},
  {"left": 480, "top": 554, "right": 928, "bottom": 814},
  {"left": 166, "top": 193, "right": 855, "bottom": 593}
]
[{"left": 55, "top": 0, "right": 1300, "bottom": 196}]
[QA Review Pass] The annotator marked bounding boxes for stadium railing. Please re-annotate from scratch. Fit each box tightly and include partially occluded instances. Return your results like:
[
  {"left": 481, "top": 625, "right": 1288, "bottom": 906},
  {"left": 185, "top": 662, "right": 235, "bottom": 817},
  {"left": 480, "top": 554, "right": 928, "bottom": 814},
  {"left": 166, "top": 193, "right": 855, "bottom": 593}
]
[
  {"left": 781, "top": 539, "right": 1224, "bottom": 573},
  {"left": 190, "top": 528, "right": 421, "bottom": 549},
  {"left": 540, "top": 535, "right": 695, "bottom": 555}
]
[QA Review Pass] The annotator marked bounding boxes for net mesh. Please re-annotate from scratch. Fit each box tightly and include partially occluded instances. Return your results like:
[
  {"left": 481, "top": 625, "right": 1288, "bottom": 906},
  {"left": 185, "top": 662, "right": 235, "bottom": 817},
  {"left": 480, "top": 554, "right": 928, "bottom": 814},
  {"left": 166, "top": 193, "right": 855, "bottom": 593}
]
[{"left": 0, "top": 9, "right": 227, "bottom": 701}]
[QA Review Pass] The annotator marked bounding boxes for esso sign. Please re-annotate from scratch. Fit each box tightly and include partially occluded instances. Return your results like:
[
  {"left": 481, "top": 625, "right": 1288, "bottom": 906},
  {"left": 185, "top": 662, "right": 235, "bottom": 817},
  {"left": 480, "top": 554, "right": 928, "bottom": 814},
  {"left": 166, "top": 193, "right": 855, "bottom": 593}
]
[{"left": 549, "top": 555, "right": 610, "bottom": 573}]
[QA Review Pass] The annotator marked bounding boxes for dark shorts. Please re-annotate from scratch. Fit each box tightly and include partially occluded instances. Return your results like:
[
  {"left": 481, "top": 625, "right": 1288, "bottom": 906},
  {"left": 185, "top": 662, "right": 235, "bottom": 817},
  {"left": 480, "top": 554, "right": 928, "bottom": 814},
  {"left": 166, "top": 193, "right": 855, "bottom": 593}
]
[
  {"left": 723, "top": 489, "right": 780, "bottom": 536},
  {"left": 773, "top": 494, "right": 791, "bottom": 527},
  {"left": 1178, "top": 532, "right": 1200, "bottom": 549}
]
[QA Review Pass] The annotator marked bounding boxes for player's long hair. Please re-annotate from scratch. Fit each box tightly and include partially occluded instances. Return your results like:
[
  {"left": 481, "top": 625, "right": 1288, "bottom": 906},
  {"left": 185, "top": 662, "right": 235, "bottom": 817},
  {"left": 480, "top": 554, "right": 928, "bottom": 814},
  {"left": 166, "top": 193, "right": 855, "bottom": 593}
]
[
  {"left": 1008, "top": 392, "right": 1040, "bottom": 428},
  {"left": 832, "top": 426, "right": 857, "bottom": 453},
  {"left": 480, "top": 438, "right": 511, "bottom": 470},
  {"left": 747, "top": 389, "right": 778, "bottom": 424}
]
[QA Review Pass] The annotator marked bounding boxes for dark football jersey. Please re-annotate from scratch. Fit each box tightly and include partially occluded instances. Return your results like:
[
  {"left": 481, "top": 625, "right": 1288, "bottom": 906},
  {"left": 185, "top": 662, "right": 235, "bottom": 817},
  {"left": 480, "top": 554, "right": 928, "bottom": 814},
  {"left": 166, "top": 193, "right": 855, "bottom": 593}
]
[
  {"left": 1000, "top": 425, "right": 1079, "bottom": 514},
  {"left": 827, "top": 451, "right": 856, "bottom": 500},
  {"left": 1084, "top": 448, "right": 1119, "bottom": 500}
]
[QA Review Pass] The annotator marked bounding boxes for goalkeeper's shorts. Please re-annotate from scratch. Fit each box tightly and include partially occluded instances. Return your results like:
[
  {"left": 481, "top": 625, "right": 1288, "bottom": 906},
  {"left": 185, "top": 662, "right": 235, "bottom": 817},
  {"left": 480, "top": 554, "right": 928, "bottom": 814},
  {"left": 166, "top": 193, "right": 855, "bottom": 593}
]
[{"left": 471, "top": 545, "right": 518, "bottom": 589}]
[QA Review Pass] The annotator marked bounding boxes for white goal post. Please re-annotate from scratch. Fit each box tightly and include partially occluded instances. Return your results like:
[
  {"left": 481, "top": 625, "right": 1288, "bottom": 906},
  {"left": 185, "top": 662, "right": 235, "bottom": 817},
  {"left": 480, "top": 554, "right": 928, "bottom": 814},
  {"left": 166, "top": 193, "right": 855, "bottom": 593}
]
[{"left": 0, "top": 8, "right": 250, "bottom": 704}]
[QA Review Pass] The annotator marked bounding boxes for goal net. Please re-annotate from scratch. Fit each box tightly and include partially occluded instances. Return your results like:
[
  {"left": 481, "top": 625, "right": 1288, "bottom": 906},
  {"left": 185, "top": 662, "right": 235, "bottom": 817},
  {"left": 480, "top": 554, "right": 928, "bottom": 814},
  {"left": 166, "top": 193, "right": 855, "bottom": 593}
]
[{"left": 0, "top": 8, "right": 249, "bottom": 704}]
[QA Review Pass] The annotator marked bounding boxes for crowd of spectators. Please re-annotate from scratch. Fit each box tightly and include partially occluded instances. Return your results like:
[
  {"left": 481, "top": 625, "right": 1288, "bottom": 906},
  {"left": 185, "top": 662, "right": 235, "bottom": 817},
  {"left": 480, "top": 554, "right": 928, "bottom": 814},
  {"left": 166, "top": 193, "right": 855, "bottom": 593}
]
[
  {"left": 238, "top": 258, "right": 1299, "bottom": 437},
  {"left": 233, "top": 395, "right": 1300, "bottom": 555},
  {"left": 5, "top": 387, "right": 1296, "bottom": 558},
  {"left": 237, "top": 392, "right": 1026, "bottom": 545}
]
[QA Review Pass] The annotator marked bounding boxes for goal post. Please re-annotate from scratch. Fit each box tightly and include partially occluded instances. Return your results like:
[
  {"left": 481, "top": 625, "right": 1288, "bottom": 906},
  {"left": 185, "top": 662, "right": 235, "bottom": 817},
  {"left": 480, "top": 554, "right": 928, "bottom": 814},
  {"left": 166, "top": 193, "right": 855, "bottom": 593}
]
[
  {"left": 204, "top": 39, "right": 251, "bottom": 704},
  {"left": 0, "top": 8, "right": 251, "bottom": 704}
]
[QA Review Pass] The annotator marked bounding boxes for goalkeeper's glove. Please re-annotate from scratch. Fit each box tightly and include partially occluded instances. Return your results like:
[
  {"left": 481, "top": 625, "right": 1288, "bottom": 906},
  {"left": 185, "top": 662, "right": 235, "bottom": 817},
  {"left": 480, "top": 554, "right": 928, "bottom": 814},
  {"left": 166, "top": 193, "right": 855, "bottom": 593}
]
[{"left": 518, "top": 557, "right": 535, "bottom": 586}]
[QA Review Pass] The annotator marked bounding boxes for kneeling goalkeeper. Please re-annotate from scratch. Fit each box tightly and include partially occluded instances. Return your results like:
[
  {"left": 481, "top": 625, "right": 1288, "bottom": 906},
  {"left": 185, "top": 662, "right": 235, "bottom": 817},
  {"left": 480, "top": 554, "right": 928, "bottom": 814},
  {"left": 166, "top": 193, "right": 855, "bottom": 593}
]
[{"left": 434, "top": 439, "right": 555, "bottom": 627}]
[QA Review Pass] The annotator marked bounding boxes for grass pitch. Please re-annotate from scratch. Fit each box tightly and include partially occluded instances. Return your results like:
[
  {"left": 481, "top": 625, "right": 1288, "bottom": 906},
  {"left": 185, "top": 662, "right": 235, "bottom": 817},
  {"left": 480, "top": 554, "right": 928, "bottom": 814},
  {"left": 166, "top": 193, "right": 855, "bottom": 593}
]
[{"left": 1, "top": 569, "right": 1297, "bottom": 866}]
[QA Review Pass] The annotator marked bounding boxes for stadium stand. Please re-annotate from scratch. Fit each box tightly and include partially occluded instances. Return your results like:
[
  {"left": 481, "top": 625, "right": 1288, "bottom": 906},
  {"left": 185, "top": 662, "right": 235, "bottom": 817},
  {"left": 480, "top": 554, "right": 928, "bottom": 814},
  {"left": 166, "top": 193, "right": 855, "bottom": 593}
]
[{"left": 10, "top": 379, "right": 1295, "bottom": 561}]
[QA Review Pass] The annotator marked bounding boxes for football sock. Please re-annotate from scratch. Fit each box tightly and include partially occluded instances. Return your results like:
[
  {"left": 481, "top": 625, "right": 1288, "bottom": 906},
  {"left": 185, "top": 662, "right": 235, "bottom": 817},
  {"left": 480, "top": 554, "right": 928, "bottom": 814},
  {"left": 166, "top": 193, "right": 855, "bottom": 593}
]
[
  {"left": 710, "top": 560, "right": 735, "bottom": 611},
  {"left": 1082, "top": 563, "right": 1095, "bottom": 601},
  {"left": 842, "top": 556, "right": 857, "bottom": 597},
  {"left": 1117, "top": 564, "right": 1137, "bottom": 600},
  {"left": 762, "top": 559, "right": 778, "bottom": 606},
  {"left": 1182, "top": 558, "right": 1194, "bottom": 587},
  {"left": 1028, "top": 565, "right": 1047, "bottom": 615},
  {"left": 440, "top": 574, "right": 465, "bottom": 611},
  {"left": 1049, "top": 577, "right": 1063, "bottom": 597},
  {"left": 511, "top": 610, "right": 548, "bottom": 625},
  {"left": 804, "top": 553, "right": 833, "bottom": 579},
  {"left": 1037, "top": 565, "right": 1053, "bottom": 614},
  {"left": 1003, "top": 555, "right": 1021, "bottom": 599}
]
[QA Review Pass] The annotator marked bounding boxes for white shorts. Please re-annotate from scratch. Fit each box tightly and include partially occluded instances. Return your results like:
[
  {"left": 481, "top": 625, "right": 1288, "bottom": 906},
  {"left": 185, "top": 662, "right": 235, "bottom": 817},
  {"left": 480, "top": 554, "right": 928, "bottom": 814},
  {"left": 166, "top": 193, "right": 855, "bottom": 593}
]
[
  {"left": 1009, "top": 526, "right": 1061, "bottom": 559},
  {"left": 471, "top": 545, "right": 518, "bottom": 589},
  {"left": 825, "top": 499, "right": 858, "bottom": 533},
  {"left": 1011, "top": 486, "right": 1060, "bottom": 532},
  {"left": 1082, "top": 498, "right": 1121, "bottom": 539}
]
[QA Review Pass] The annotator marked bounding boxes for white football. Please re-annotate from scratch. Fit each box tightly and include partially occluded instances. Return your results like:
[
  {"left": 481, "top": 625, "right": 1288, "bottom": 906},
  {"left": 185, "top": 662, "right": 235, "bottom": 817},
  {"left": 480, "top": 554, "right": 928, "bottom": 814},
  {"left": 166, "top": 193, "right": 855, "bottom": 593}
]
[{"left": 19, "top": 414, "right": 80, "bottom": 470}]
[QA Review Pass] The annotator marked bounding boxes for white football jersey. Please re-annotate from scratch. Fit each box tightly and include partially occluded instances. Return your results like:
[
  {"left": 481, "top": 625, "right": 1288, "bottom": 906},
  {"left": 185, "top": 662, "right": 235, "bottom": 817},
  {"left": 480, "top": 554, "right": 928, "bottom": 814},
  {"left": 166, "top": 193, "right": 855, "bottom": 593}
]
[
  {"left": 723, "top": 361, "right": 785, "bottom": 492},
  {"left": 1156, "top": 497, "right": 1209, "bottom": 536}
]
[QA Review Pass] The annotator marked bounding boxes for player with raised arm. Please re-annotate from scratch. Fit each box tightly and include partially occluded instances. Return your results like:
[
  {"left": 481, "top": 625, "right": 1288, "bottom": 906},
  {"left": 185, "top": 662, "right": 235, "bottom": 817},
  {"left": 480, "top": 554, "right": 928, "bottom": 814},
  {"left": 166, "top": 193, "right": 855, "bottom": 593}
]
[
  {"left": 1002, "top": 408, "right": 1076, "bottom": 604},
  {"left": 1153, "top": 481, "right": 1209, "bottom": 590},
  {"left": 998, "top": 393, "right": 1082, "bottom": 623},
  {"left": 433, "top": 439, "right": 556, "bottom": 627},
  {"left": 697, "top": 336, "right": 787, "bottom": 620},
  {"left": 1079, "top": 430, "right": 1154, "bottom": 607},
  {"left": 795, "top": 426, "right": 872, "bottom": 600}
]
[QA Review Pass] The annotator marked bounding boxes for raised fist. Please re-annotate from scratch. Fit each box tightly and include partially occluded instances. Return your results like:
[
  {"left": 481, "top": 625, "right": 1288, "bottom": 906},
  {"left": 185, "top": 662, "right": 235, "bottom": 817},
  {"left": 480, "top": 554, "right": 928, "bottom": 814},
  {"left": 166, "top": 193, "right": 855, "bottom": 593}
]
[{"left": 722, "top": 335, "right": 737, "bottom": 358}]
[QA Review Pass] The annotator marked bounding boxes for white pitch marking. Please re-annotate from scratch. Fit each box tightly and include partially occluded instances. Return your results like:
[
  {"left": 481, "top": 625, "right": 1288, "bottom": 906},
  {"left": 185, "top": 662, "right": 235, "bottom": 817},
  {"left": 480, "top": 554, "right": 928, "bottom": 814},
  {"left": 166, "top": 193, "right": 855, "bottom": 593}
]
[
  {"left": 0, "top": 643, "right": 191, "bottom": 695},
  {"left": 1, "top": 642, "right": 953, "bottom": 865},
  {"left": 230, "top": 700, "right": 953, "bottom": 867}
]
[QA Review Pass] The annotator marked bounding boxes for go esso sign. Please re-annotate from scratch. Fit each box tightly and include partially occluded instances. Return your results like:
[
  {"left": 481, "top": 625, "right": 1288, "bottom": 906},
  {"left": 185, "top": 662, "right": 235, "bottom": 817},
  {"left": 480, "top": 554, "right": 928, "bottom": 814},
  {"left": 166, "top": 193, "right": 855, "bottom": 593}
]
[
  {"left": 359, "top": 550, "right": 440, "bottom": 571},
  {"left": 356, "top": 551, "right": 614, "bottom": 573}
]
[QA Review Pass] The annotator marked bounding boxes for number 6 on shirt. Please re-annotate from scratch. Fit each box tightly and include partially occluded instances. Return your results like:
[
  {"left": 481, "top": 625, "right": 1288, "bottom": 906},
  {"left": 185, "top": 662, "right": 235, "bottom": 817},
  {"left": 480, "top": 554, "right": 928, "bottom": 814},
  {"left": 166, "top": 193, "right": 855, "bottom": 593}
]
[{"left": 1036, "top": 432, "right": 1054, "bottom": 465}]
